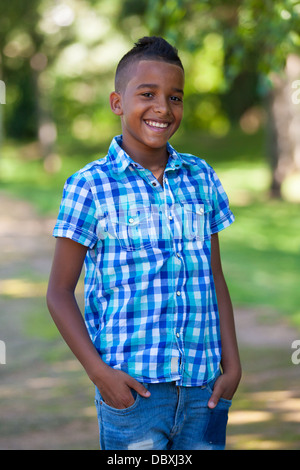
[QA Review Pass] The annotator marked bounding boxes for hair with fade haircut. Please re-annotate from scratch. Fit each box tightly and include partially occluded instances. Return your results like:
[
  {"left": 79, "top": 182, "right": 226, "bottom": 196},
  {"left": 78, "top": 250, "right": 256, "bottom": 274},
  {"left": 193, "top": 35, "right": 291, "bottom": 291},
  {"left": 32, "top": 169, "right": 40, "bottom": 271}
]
[{"left": 114, "top": 36, "right": 184, "bottom": 92}]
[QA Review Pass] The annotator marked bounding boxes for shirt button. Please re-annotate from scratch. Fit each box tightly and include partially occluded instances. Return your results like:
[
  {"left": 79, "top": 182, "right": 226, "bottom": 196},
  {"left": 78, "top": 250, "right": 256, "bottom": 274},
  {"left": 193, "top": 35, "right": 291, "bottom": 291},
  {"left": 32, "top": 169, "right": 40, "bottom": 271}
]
[
  {"left": 176, "top": 291, "right": 181, "bottom": 296},
  {"left": 176, "top": 332, "right": 180, "bottom": 338},
  {"left": 177, "top": 253, "right": 181, "bottom": 258},
  {"left": 152, "top": 182, "right": 157, "bottom": 186},
  {"left": 199, "top": 208, "right": 204, "bottom": 215},
  {"left": 168, "top": 215, "right": 173, "bottom": 220},
  {"left": 128, "top": 218, "right": 134, "bottom": 224}
]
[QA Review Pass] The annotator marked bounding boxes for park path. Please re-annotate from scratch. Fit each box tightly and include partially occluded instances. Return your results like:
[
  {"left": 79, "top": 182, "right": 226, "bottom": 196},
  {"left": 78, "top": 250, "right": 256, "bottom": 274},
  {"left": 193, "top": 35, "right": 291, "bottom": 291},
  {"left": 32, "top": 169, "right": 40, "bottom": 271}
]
[{"left": 0, "top": 193, "right": 299, "bottom": 450}]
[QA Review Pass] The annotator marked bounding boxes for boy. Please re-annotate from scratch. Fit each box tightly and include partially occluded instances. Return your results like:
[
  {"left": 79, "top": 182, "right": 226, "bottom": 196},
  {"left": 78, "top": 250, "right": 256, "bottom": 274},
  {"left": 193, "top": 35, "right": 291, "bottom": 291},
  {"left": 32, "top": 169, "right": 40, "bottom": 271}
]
[{"left": 47, "top": 36, "right": 241, "bottom": 450}]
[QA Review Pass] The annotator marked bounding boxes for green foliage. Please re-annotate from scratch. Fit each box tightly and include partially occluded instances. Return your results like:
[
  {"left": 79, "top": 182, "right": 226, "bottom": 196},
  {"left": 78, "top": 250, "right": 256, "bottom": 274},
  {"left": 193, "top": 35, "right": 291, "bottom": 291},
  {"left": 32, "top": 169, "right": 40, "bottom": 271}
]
[
  {"left": 1, "top": 0, "right": 300, "bottom": 143},
  {"left": 145, "top": 0, "right": 300, "bottom": 79}
]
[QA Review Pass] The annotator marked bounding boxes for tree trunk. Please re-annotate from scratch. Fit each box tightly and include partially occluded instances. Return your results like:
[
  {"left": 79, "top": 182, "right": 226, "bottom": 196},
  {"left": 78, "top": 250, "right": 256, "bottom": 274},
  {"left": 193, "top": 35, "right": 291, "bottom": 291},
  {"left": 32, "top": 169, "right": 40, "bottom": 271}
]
[
  {"left": 31, "top": 67, "right": 59, "bottom": 172},
  {"left": 0, "top": 94, "right": 4, "bottom": 154},
  {"left": 0, "top": 53, "right": 5, "bottom": 156},
  {"left": 267, "top": 54, "right": 300, "bottom": 198}
]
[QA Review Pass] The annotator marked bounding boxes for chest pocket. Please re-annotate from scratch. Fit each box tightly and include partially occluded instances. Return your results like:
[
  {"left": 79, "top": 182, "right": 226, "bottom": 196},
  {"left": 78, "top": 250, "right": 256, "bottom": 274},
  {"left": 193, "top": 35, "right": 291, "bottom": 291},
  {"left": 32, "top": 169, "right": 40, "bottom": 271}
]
[
  {"left": 178, "top": 201, "right": 212, "bottom": 242},
  {"left": 108, "top": 204, "right": 154, "bottom": 251}
]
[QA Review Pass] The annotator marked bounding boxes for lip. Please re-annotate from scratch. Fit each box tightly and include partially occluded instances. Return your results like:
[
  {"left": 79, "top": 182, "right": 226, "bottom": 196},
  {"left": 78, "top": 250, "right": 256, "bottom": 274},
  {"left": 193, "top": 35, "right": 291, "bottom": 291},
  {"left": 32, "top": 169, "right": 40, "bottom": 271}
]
[{"left": 144, "top": 119, "right": 171, "bottom": 130}]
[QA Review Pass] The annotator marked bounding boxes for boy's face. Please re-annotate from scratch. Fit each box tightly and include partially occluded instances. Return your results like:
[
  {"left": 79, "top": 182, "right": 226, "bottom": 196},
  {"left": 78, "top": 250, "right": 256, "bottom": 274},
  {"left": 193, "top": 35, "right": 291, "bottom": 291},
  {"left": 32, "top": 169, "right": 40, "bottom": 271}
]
[{"left": 110, "top": 60, "right": 184, "bottom": 158}]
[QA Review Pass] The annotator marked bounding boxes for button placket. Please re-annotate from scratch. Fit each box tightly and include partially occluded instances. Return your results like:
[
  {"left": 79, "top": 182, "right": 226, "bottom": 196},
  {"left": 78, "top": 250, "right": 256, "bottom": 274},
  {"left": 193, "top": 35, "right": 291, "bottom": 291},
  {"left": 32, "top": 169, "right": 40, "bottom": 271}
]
[{"left": 164, "top": 169, "right": 184, "bottom": 374}]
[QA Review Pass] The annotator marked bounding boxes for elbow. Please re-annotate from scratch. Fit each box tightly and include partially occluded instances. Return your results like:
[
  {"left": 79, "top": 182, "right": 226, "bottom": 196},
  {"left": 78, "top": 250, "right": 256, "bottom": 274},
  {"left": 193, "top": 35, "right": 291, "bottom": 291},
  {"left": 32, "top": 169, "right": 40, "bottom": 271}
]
[
  {"left": 46, "top": 280, "right": 64, "bottom": 316},
  {"left": 46, "top": 282, "right": 76, "bottom": 318},
  {"left": 46, "top": 283, "right": 56, "bottom": 315}
]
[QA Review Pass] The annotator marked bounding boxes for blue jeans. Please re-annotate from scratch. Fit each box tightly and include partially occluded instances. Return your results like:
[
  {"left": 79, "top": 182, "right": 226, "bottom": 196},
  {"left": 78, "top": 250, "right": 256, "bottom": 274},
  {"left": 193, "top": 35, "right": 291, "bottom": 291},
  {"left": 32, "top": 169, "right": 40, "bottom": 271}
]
[{"left": 94, "top": 372, "right": 231, "bottom": 450}]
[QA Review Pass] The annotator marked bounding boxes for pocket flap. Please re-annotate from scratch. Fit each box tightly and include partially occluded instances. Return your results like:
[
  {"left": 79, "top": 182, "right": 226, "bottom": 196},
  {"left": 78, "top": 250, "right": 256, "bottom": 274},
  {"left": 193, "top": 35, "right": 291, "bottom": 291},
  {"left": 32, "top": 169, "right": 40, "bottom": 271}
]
[{"left": 109, "top": 205, "right": 151, "bottom": 226}]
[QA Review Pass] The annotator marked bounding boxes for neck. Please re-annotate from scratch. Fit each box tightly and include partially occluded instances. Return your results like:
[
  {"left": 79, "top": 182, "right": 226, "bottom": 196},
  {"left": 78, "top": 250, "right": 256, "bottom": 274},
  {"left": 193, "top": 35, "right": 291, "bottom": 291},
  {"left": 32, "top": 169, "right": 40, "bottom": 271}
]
[{"left": 121, "top": 139, "right": 169, "bottom": 172}]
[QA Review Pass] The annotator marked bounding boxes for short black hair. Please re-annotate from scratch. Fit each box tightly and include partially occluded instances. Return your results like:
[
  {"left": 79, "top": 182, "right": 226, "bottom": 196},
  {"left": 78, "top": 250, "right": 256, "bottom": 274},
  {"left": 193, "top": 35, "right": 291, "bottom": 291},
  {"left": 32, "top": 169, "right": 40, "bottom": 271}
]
[{"left": 115, "top": 36, "right": 184, "bottom": 92}]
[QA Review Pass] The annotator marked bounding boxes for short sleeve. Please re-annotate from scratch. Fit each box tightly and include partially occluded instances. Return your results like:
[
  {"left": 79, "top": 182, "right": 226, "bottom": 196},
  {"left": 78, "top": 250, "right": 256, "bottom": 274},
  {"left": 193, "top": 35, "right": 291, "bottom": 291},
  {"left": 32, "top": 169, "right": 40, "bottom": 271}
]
[
  {"left": 209, "top": 167, "right": 235, "bottom": 234},
  {"left": 53, "top": 173, "right": 99, "bottom": 248}
]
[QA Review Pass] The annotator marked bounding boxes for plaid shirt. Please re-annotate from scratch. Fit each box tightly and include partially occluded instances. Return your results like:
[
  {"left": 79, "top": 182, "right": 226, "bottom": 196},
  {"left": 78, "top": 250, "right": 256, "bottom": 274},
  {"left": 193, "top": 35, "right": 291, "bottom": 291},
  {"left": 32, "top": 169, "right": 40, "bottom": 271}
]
[{"left": 53, "top": 135, "right": 234, "bottom": 386}]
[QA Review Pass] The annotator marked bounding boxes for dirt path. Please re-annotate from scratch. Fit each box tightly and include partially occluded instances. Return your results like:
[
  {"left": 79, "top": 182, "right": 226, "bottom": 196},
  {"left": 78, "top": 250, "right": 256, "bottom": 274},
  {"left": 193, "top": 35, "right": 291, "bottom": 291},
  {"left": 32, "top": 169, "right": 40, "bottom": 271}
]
[{"left": 0, "top": 193, "right": 299, "bottom": 450}]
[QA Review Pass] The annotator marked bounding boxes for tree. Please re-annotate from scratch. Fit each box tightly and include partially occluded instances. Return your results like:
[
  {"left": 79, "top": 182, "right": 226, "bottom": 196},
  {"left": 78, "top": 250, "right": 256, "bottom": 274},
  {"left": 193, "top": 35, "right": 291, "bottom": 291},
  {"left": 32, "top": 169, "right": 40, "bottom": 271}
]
[
  {"left": 143, "top": 0, "right": 300, "bottom": 198},
  {"left": 1, "top": 0, "right": 300, "bottom": 196},
  {"left": 0, "top": 0, "right": 130, "bottom": 165}
]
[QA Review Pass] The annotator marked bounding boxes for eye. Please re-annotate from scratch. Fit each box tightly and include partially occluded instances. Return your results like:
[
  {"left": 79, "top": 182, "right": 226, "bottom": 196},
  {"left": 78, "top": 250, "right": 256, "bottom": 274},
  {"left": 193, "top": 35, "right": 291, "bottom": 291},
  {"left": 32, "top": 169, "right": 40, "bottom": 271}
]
[
  {"left": 170, "top": 96, "right": 183, "bottom": 103},
  {"left": 141, "top": 92, "right": 153, "bottom": 98}
]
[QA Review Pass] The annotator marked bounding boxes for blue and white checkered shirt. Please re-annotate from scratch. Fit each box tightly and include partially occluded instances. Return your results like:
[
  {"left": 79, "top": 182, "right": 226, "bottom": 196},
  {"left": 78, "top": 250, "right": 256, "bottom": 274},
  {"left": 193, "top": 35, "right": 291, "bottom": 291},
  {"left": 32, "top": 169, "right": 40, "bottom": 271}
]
[{"left": 53, "top": 135, "right": 234, "bottom": 386}]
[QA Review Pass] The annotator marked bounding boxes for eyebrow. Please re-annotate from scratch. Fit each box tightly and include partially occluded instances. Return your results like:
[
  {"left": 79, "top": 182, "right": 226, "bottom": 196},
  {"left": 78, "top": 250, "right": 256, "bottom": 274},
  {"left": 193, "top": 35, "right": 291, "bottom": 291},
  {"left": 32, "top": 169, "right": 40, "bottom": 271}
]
[{"left": 136, "top": 83, "right": 184, "bottom": 95}]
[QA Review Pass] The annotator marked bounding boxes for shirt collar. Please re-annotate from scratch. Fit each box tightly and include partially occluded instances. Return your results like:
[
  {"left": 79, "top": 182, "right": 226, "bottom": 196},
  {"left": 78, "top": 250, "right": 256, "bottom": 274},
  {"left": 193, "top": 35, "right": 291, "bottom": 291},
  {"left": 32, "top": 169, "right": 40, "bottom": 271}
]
[{"left": 108, "top": 135, "right": 187, "bottom": 175}]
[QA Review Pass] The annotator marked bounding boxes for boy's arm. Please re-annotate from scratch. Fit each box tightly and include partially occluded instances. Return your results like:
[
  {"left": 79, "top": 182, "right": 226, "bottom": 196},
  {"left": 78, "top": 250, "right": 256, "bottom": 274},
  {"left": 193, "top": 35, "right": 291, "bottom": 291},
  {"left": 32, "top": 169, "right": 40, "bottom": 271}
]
[
  {"left": 46, "top": 237, "right": 150, "bottom": 409},
  {"left": 208, "top": 232, "right": 242, "bottom": 408}
]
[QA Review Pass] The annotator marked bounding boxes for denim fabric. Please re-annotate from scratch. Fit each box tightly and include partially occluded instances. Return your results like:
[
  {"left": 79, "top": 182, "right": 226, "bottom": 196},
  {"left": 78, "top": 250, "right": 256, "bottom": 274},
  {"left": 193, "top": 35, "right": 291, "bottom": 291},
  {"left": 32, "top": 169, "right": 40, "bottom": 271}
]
[{"left": 94, "top": 372, "right": 231, "bottom": 450}]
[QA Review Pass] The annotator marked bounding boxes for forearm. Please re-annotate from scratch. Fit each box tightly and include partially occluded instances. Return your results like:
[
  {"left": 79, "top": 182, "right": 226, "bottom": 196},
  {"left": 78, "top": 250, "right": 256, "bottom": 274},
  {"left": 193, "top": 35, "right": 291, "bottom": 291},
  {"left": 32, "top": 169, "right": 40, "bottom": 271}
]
[
  {"left": 46, "top": 287, "right": 107, "bottom": 382},
  {"left": 214, "top": 273, "right": 242, "bottom": 379},
  {"left": 210, "top": 233, "right": 241, "bottom": 392}
]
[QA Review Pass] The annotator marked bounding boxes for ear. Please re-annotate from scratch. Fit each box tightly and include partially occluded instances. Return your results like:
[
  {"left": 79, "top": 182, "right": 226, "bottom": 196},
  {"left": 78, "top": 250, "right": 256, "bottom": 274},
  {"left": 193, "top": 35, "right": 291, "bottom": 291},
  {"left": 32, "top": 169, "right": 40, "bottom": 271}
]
[{"left": 109, "top": 91, "right": 123, "bottom": 116}]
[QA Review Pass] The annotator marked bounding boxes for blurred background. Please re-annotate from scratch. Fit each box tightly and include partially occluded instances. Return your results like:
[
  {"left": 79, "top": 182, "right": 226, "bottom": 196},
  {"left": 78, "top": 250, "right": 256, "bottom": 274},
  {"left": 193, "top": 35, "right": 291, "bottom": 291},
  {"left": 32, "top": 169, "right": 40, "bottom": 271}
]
[{"left": 0, "top": 0, "right": 300, "bottom": 450}]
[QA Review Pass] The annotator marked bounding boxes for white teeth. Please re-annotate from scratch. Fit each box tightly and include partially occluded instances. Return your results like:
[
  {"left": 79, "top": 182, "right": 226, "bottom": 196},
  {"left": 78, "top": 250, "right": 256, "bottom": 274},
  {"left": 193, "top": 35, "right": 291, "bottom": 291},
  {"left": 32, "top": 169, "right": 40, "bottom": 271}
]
[{"left": 145, "top": 120, "right": 169, "bottom": 128}]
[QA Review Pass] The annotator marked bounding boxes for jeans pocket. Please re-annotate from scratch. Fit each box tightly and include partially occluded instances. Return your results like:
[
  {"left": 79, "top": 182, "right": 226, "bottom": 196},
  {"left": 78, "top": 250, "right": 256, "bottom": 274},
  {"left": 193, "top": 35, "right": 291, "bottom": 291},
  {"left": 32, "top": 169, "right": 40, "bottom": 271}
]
[
  {"left": 204, "top": 400, "right": 231, "bottom": 449},
  {"left": 203, "top": 373, "right": 231, "bottom": 449},
  {"left": 206, "top": 371, "right": 221, "bottom": 395},
  {"left": 206, "top": 371, "right": 232, "bottom": 405},
  {"left": 95, "top": 387, "right": 141, "bottom": 414}
]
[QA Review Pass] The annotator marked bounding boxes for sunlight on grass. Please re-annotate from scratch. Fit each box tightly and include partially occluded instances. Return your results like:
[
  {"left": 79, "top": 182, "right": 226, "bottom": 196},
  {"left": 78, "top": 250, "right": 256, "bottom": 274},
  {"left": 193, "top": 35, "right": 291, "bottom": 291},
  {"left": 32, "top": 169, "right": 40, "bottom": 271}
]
[
  {"left": 227, "top": 434, "right": 292, "bottom": 450},
  {"left": 0, "top": 278, "right": 84, "bottom": 299},
  {"left": 282, "top": 172, "right": 300, "bottom": 203},
  {"left": 227, "top": 387, "right": 300, "bottom": 450},
  {"left": 215, "top": 162, "right": 271, "bottom": 206},
  {"left": 229, "top": 410, "right": 273, "bottom": 425},
  {"left": 0, "top": 279, "right": 47, "bottom": 298}
]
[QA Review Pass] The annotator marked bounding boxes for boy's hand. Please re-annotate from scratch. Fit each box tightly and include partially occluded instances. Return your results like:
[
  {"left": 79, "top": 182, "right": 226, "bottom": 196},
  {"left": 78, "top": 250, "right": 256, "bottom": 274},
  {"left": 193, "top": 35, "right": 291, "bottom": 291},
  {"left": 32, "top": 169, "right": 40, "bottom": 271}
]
[
  {"left": 95, "top": 365, "right": 150, "bottom": 409},
  {"left": 208, "top": 371, "right": 241, "bottom": 409}
]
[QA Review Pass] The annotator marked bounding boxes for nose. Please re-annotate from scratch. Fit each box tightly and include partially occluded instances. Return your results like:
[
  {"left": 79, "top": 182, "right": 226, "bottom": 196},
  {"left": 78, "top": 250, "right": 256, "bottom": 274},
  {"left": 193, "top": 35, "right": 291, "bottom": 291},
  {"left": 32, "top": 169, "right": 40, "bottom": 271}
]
[{"left": 154, "top": 95, "right": 171, "bottom": 116}]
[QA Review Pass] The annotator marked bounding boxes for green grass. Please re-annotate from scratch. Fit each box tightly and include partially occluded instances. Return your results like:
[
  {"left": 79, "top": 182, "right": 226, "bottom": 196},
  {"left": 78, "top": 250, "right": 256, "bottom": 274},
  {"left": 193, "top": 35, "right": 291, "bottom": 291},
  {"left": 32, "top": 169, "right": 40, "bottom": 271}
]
[
  {"left": 0, "top": 137, "right": 111, "bottom": 215},
  {"left": 1, "top": 127, "right": 299, "bottom": 328},
  {"left": 220, "top": 201, "right": 300, "bottom": 327}
]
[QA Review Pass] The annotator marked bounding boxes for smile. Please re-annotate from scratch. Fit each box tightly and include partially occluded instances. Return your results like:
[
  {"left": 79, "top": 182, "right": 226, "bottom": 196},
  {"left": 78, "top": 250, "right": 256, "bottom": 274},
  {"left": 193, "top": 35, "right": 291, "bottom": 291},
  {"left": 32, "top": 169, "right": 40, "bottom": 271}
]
[{"left": 145, "top": 120, "right": 169, "bottom": 128}]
